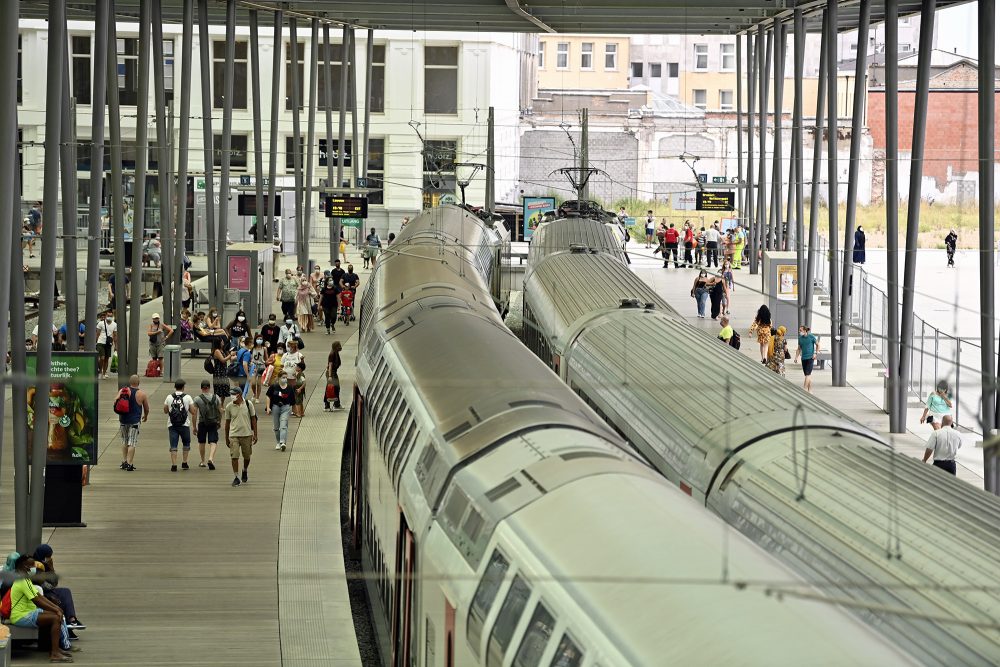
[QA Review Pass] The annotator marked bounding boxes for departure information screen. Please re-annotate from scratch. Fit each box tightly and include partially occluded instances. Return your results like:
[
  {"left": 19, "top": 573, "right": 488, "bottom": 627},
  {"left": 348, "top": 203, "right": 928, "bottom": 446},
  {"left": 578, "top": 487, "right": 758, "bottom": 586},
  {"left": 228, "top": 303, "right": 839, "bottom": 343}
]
[
  {"left": 696, "top": 191, "right": 735, "bottom": 211},
  {"left": 325, "top": 195, "right": 369, "bottom": 219}
]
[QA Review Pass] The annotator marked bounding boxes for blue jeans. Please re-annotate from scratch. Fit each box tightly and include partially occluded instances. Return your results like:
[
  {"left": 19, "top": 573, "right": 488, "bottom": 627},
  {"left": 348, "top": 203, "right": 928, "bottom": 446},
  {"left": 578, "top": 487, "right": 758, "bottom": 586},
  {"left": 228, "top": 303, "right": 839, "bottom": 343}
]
[
  {"left": 13, "top": 608, "right": 71, "bottom": 650},
  {"left": 695, "top": 288, "right": 709, "bottom": 317},
  {"left": 272, "top": 404, "right": 291, "bottom": 444}
]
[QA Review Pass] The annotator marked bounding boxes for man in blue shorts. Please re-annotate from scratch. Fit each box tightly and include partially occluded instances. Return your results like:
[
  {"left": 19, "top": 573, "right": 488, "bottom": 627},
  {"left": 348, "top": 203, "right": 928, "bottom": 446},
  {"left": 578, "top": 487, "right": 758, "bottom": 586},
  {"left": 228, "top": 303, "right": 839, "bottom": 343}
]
[{"left": 795, "top": 325, "right": 820, "bottom": 393}]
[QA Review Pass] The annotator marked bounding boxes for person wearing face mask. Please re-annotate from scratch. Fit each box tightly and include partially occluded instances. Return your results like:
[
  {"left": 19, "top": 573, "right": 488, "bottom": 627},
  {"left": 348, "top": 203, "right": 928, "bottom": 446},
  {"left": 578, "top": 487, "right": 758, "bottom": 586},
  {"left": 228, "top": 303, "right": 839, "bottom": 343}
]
[
  {"left": 265, "top": 373, "right": 295, "bottom": 451},
  {"left": 250, "top": 336, "right": 269, "bottom": 401},
  {"left": 276, "top": 269, "right": 299, "bottom": 321},
  {"left": 96, "top": 311, "right": 118, "bottom": 379},
  {"left": 295, "top": 277, "right": 317, "bottom": 332},
  {"left": 7, "top": 554, "right": 76, "bottom": 662},
  {"left": 205, "top": 308, "right": 223, "bottom": 330},
  {"left": 227, "top": 310, "right": 250, "bottom": 351},
  {"left": 690, "top": 270, "right": 711, "bottom": 318},
  {"left": 319, "top": 277, "right": 339, "bottom": 335},
  {"left": 278, "top": 318, "right": 301, "bottom": 348},
  {"left": 259, "top": 314, "right": 281, "bottom": 351}
]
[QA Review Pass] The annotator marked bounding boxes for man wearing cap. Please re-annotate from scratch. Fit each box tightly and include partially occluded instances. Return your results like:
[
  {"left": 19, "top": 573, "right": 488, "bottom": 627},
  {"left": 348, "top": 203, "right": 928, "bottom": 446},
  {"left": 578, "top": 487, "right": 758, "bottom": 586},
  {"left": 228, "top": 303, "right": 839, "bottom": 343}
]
[
  {"left": 224, "top": 387, "right": 258, "bottom": 487},
  {"left": 147, "top": 313, "right": 174, "bottom": 363}
]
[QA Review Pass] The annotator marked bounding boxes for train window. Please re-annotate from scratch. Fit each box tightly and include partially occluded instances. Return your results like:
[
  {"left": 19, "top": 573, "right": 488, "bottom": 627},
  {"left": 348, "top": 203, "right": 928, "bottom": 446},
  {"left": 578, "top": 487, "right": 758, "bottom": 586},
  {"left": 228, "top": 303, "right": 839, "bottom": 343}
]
[
  {"left": 416, "top": 445, "right": 439, "bottom": 495},
  {"left": 513, "top": 603, "right": 555, "bottom": 667},
  {"left": 467, "top": 550, "right": 509, "bottom": 656},
  {"left": 462, "top": 509, "right": 485, "bottom": 544},
  {"left": 391, "top": 420, "right": 417, "bottom": 483},
  {"left": 487, "top": 575, "right": 531, "bottom": 667},
  {"left": 549, "top": 634, "right": 584, "bottom": 667},
  {"left": 443, "top": 489, "right": 468, "bottom": 529}
]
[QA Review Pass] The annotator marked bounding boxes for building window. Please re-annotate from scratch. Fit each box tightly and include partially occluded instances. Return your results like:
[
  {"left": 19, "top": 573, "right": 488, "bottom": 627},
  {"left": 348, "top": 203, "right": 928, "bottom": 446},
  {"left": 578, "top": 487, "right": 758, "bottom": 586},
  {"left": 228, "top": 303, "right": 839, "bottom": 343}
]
[
  {"left": 117, "top": 38, "right": 173, "bottom": 106},
  {"left": 286, "top": 40, "right": 305, "bottom": 110},
  {"left": 650, "top": 62, "right": 662, "bottom": 78},
  {"left": 719, "top": 89, "right": 734, "bottom": 111},
  {"left": 694, "top": 44, "right": 708, "bottom": 70},
  {"left": 213, "top": 40, "right": 248, "bottom": 109},
  {"left": 422, "top": 139, "right": 457, "bottom": 208},
  {"left": 318, "top": 138, "right": 352, "bottom": 168},
  {"left": 556, "top": 42, "right": 568, "bottom": 69},
  {"left": 693, "top": 89, "right": 707, "bottom": 109},
  {"left": 900, "top": 43, "right": 912, "bottom": 52},
  {"left": 316, "top": 44, "right": 386, "bottom": 114},
  {"left": 668, "top": 62, "right": 679, "bottom": 78},
  {"left": 537, "top": 42, "right": 545, "bottom": 69},
  {"left": 71, "top": 36, "right": 92, "bottom": 104},
  {"left": 365, "top": 137, "right": 385, "bottom": 205},
  {"left": 580, "top": 43, "right": 593, "bottom": 69},
  {"left": 720, "top": 43, "right": 735, "bottom": 71},
  {"left": 17, "top": 34, "right": 22, "bottom": 104},
  {"left": 604, "top": 43, "right": 617, "bottom": 70},
  {"left": 284, "top": 136, "right": 303, "bottom": 171},
  {"left": 424, "top": 46, "right": 458, "bottom": 115},
  {"left": 213, "top": 134, "right": 248, "bottom": 170},
  {"left": 631, "top": 62, "right": 643, "bottom": 78}
]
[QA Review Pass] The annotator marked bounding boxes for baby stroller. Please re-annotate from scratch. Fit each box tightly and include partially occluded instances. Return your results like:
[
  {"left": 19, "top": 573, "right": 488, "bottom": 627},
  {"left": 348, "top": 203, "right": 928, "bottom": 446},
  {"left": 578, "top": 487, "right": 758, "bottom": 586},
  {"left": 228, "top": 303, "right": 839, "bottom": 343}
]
[{"left": 339, "top": 288, "right": 355, "bottom": 326}]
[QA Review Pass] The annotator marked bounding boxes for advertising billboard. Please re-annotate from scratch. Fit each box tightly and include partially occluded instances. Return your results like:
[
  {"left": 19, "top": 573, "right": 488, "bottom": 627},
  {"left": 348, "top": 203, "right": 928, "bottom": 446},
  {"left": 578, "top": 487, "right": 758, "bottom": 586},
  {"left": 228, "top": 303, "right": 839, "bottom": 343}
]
[
  {"left": 522, "top": 197, "right": 556, "bottom": 240},
  {"left": 228, "top": 255, "right": 251, "bottom": 290},
  {"left": 26, "top": 352, "right": 99, "bottom": 465}
]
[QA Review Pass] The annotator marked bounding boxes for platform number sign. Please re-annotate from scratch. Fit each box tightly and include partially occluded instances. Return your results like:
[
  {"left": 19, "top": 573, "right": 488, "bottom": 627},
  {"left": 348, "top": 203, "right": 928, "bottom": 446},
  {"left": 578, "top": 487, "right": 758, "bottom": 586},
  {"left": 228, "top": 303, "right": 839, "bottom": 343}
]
[{"left": 712, "top": 176, "right": 728, "bottom": 184}]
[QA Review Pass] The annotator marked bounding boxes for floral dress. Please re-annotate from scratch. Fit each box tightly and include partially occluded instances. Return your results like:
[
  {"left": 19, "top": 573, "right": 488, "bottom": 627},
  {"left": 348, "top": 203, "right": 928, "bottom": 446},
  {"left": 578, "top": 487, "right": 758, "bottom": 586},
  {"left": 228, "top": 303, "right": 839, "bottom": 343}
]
[{"left": 767, "top": 335, "right": 787, "bottom": 376}]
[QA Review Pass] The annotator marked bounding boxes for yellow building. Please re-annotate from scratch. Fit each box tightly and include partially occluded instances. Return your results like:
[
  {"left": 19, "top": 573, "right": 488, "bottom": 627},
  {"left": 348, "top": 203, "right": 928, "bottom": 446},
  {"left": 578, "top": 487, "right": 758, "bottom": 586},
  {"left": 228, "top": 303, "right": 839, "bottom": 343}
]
[{"left": 537, "top": 35, "right": 630, "bottom": 90}]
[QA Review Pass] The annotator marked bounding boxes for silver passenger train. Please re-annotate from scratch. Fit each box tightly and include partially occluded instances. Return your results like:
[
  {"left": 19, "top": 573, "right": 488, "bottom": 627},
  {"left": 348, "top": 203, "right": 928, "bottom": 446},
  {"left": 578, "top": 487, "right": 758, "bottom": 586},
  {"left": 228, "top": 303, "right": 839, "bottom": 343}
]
[
  {"left": 522, "top": 214, "right": 1000, "bottom": 666},
  {"left": 345, "top": 204, "right": 914, "bottom": 667}
]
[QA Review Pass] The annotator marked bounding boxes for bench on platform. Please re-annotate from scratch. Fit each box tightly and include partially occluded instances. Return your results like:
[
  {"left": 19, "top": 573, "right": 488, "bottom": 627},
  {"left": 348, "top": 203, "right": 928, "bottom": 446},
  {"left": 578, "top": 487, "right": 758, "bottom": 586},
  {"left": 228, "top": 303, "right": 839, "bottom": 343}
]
[
  {"left": 2, "top": 620, "right": 39, "bottom": 643},
  {"left": 179, "top": 340, "right": 215, "bottom": 357}
]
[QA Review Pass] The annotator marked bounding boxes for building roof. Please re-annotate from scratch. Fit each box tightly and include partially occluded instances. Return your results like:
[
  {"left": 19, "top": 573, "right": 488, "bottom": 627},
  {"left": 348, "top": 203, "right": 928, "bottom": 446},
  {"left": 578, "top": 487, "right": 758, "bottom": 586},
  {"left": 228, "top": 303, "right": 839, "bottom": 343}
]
[
  {"left": 632, "top": 87, "right": 705, "bottom": 119},
  {"left": 21, "top": 1, "right": 976, "bottom": 36}
]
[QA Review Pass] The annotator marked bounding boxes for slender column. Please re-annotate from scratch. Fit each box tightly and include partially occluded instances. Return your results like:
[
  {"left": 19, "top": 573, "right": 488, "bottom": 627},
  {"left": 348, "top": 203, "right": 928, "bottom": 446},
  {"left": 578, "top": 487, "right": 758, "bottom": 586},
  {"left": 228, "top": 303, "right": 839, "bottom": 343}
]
[
  {"left": 33, "top": 0, "right": 68, "bottom": 545},
  {"left": 736, "top": 35, "right": 744, "bottom": 219},
  {"left": 217, "top": 0, "right": 236, "bottom": 305},
  {"left": 303, "top": 18, "right": 319, "bottom": 266},
  {"left": 979, "top": 0, "right": 997, "bottom": 436},
  {"left": 899, "top": 0, "right": 938, "bottom": 415},
  {"left": 486, "top": 106, "right": 495, "bottom": 213},
  {"left": 173, "top": 0, "right": 193, "bottom": 323},
  {"left": 324, "top": 23, "right": 336, "bottom": 263},
  {"left": 0, "top": 0, "right": 19, "bottom": 545},
  {"left": 363, "top": 28, "right": 374, "bottom": 181},
  {"left": 10, "top": 165, "right": 28, "bottom": 551},
  {"left": 249, "top": 10, "right": 265, "bottom": 243},
  {"left": 580, "top": 108, "right": 589, "bottom": 200},
  {"left": 770, "top": 22, "right": 785, "bottom": 252},
  {"left": 839, "top": 0, "right": 872, "bottom": 387},
  {"left": 289, "top": 19, "right": 304, "bottom": 268},
  {"left": 793, "top": 8, "right": 806, "bottom": 327},
  {"left": 805, "top": 8, "right": 829, "bottom": 330},
  {"left": 152, "top": 0, "right": 173, "bottom": 324},
  {"left": 108, "top": 2, "right": 128, "bottom": 378},
  {"left": 197, "top": 0, "right": 217, "bottom": 307},
  {"left": 745, "top": 33, "right": 755, "bottom": 255},
  {"left": 60, "top": 41, "right": 79, "bottom": 350},
  {"left": 886, "top": 0, "right": 902, "bottom": 432},
  {"left": 336, "top": 25, "right": 348, "bottom": 189},
  {"left": 349, "top": 29, "right": 360, "bottom": 195},
  {"left": 827, "top": 0, "right": 841, "bottom": 385},
  {"left": 266, "top": 10, "right": 283, "bottom": 250},
  {"left": 85, "top": 0, "right": 109, "bottom": 349},
  {"left": 754, "top": 27, "right": 770, "bottom": 272},
  {"left": 128, "top": 0, "right": 152, "bottom": 376}
]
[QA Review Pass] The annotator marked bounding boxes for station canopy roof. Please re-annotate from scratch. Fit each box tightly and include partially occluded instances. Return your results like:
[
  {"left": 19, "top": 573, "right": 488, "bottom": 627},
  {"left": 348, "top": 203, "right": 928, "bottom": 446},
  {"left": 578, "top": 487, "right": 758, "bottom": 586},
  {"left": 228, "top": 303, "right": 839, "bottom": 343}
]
[{"left": 41, "top": 1, "right": 971, "bottom": 35}]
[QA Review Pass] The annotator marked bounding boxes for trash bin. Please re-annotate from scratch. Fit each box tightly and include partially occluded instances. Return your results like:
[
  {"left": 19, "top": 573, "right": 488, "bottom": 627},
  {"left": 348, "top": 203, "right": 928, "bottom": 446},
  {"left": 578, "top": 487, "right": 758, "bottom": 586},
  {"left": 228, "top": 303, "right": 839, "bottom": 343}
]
[{"left": 164, "top": 344, "right": 182, "bottom": 382}]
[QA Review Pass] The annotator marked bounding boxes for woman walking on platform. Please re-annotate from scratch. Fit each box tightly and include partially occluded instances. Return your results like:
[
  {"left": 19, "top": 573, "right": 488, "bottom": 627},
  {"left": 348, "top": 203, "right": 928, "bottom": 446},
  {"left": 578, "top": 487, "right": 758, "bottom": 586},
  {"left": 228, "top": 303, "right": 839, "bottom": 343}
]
[{"left": 749, "top": 304, "right": 772, "bottom": 363}]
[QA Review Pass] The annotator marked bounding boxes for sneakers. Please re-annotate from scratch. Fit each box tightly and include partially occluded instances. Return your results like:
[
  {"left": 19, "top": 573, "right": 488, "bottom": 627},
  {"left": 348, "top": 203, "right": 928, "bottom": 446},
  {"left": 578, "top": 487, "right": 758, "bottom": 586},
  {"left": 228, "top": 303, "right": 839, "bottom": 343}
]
[
  {"left": 232, "top": 477, "right": 241, "bottom": 487},
  {"left": 207, "top": 461, "right": 216, "bottom": 470},
  {"left": 241, "top": 470, "right": 248, "bottom": 483},
  {"left": 125, "top": 464, "right": 136, "bottom": 471},
  {"left": 333, "top": 402, "right": 342, "bottom": 410},
  {"left": 66, "top": 620, "right": 86, "bottom": 630},
  {"left": 280, "top": 443, "right": 286, "bottom": 452},
  {"left": 274, "top": 442, "right": 282, "bottom": 450},
  {"left": 120, "top": 461, "right": 127, "bottom": 470},
  {"left": 171, "top": 465, "right": 178, "bottom": 472},
  {"left": 198, "top": 462, "right": 207, "bottom": 468},
  {"left": 181, "top": 462, "right": 190, "bottom": 470}
]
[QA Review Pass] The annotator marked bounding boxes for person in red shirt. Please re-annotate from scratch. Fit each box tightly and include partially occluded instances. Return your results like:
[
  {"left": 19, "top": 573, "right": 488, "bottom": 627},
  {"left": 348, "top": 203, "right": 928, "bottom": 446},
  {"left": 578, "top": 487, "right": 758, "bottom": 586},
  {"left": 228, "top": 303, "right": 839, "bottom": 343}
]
[
  {"left": 682, "top": 221, "right": 695, "bottom": 267},
  {"left": 662, "top": 223, "right": 680, "bottom": 268}
]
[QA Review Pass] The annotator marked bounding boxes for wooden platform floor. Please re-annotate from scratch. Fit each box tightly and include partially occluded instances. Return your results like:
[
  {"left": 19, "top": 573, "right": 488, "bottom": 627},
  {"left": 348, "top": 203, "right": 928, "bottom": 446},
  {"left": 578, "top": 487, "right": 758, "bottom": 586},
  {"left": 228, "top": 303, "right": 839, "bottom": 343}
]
[{"left": 0, "top": 257, "right": 365, "bottom": 666}]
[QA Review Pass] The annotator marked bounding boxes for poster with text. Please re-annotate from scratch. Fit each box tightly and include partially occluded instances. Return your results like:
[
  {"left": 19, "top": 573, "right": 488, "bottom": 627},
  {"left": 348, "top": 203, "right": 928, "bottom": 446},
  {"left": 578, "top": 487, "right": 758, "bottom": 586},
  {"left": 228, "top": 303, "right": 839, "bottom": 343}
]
[
  {"left": 523, "top": 197, "right": 556, "bottom": 240},
  {"left": 777, "top": 264, "right": 798, "bottom": 300},
  {"left": 26, "top": 352, "right": 99, "bottom": 465},
  {"left": 229, "top": 255, "right": 251, "bottom": 290}
]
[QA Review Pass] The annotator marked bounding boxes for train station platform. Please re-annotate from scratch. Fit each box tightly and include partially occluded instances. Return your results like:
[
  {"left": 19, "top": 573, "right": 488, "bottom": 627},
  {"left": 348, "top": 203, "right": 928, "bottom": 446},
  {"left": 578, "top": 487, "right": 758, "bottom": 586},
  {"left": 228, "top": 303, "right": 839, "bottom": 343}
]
[
  {"left": 0, "top": 249, "right": 364, "bottom": 665},
  {"left": 623, "top": 241, "right": 987, "bottom": 488}
]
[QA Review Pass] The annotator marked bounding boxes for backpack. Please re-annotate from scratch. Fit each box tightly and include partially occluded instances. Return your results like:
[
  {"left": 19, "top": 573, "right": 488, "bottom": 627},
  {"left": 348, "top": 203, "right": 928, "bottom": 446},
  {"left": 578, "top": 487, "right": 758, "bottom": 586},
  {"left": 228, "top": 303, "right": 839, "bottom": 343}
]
[
  {"left": 113, "top": 387, "right": 133, "bottom": 415},
  {"left": 729, "top": 330, "right": 742, "bottom": 350},
  {"left": 204, "top": 356, "right": 215, "bottom": 374},
  {"left": 168, "top": 393, "right": 188, "bottom": 427},
  {"left": 230, "top": 349, "right": 249, "bottom": 377},
  {"left": 0, "top": 587, "right": 11, "bottom": 620},
  {"left": 196, "top": 394, "right": 221, "bottom": 427},
  {"left": 145, "top": 358, "right": 162, "bottom": 377}
]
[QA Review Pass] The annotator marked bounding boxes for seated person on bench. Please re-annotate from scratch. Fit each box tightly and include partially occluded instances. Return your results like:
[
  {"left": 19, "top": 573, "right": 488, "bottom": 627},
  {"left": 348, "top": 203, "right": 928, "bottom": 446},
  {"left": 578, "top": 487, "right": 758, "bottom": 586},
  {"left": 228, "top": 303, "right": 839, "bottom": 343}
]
[
  {"left": 7, "top": 554, "right": 76, "bottom": 662},
  {"left": 32, "top": 544, "right": 85, "bottom": 635},
  {"left": 193, "top": 311, "right": 229, "bottom": 345}
]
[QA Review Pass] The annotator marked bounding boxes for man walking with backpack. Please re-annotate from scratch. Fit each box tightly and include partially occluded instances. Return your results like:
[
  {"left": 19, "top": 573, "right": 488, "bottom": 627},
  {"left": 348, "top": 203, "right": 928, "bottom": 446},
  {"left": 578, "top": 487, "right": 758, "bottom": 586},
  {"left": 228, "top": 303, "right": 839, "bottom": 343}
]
[
  {"left": 115, "top": 375, "right": 150, "bottom": 471},
  {"left": 163, "top": 379, "right": 196, "bottom": 471},
  {"left": 194, "top": 380, "right": 222, "bottom": 469}
]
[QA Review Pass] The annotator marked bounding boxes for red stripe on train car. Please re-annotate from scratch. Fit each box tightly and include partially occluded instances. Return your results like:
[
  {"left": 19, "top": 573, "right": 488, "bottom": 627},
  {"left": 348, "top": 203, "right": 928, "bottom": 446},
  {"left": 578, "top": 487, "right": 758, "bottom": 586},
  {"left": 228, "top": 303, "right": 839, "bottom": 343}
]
[{"left": 680, "top": 482, "right": 692, "bottom": 496}]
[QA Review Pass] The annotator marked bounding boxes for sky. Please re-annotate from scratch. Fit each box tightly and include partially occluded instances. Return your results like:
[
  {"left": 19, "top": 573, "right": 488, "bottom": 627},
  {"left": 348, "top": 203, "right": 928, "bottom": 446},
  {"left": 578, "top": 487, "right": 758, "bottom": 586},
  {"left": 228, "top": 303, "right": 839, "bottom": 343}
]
[{"left": 933, "top": 2, "right": 1000, "bottom": 59}]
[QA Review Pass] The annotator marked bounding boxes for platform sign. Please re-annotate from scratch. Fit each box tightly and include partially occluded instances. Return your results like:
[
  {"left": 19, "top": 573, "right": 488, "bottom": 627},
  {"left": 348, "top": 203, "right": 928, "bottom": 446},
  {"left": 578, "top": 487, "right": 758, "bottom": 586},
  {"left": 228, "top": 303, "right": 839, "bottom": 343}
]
[
  {"left": 696, "top": 191, "right": 735, "bottom": 211},
  {"left": 325, "top": 195, "right": 368, "bottom": 219},
  {"left": 25, "top": 352, "right": 99, "bottom": 466},
  {"left": 522, "top": 196, "right": 556, "bottom": 240},
  {"left": 341, "top": 217, "right": 363, "bottom": 229},
  {"left": 712, "top": 176, "right": 728, "bottom": 184}
]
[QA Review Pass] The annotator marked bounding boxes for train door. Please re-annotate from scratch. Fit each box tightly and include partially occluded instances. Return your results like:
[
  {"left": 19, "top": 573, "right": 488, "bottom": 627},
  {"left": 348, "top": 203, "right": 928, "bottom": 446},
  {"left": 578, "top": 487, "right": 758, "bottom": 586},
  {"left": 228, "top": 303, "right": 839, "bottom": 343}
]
[
  {"left": 391, "top": 512, "right": 416, "bottom": 667},
  {"left": 444, "top": 599, "right": 455, "bottom": 667}
]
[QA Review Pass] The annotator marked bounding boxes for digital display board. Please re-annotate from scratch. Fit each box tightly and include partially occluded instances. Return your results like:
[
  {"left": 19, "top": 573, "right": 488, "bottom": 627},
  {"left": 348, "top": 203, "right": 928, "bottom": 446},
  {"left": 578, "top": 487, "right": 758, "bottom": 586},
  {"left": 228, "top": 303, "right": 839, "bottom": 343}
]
[
  {"left": 325, "top": 195, "right": 368, "bottom": 219},
  {"left": 238, "top": 194, "right": 280, "bottom": 216},
  {"left": 696, "top": 191, "right": 735, "bottom": 211}
]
